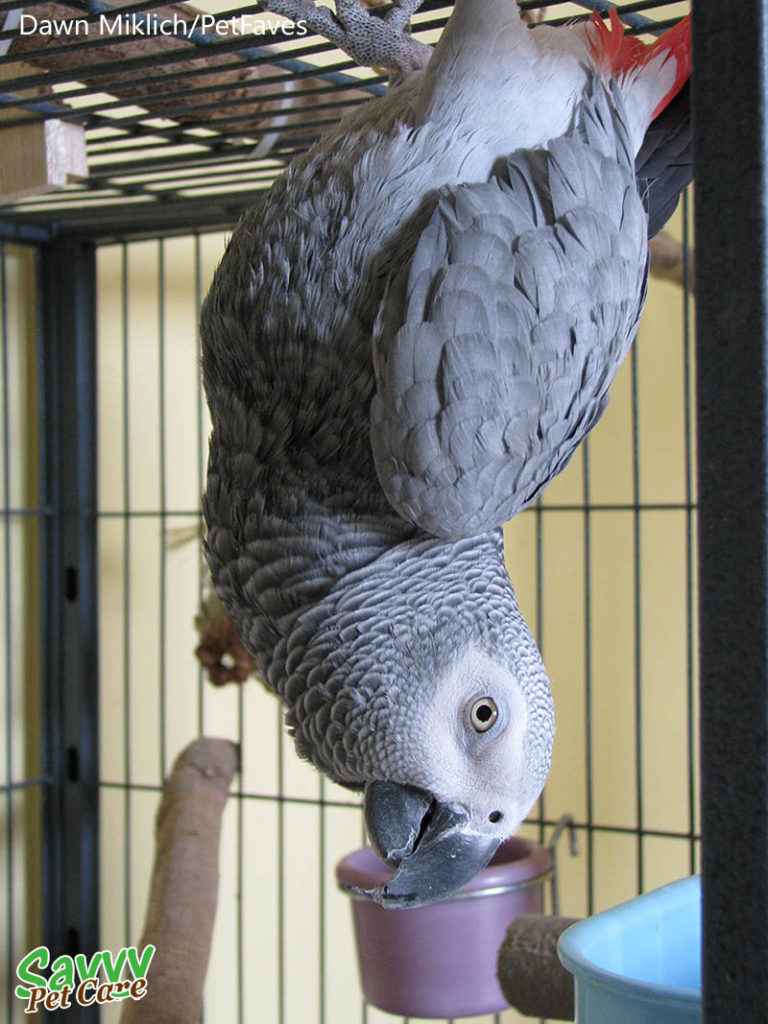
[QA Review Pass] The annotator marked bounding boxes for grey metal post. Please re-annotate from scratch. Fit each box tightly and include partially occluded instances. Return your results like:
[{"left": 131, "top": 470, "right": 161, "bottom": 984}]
[
  {"left": 692, "top": 2, "right": 768, "bottom": 1020},
  {"left": 39, "top": 237, "right": 100, "bottom": 1022}
]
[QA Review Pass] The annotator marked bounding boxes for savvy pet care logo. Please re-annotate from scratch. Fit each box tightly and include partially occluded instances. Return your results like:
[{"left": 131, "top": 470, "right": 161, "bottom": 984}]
[{"left": 15, "top": 944, "right": 155, "bottom": 1013}]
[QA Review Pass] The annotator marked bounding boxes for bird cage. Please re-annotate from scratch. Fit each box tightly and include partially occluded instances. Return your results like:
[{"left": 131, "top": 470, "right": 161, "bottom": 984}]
[{"left": 0, "top": 1, "right": 764, "bottom": 1022}]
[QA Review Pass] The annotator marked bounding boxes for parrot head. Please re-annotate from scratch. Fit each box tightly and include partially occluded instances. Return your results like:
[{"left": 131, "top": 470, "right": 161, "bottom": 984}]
[
  {"left": 279, "top": 533, "right": 554, "bottom": 908},
  {"left": 359, "top": 643, "right": 552, "bottom": 909}
]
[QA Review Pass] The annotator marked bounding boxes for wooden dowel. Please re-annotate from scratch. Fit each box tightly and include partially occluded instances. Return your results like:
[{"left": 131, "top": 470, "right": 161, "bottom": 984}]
[{"left": 120, "top": 737, "right": 239, "bottom": 1024}]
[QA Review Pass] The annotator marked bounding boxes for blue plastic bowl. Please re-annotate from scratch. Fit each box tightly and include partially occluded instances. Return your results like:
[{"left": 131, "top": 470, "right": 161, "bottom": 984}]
[{"left": 558, "top": 876, "right": 701, "bottom": 1023}]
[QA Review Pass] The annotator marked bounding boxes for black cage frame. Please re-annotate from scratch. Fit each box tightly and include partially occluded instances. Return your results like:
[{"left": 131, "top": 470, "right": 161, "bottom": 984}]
[{"left": 1, "top": 0, "right": 766, "bottom": 1021}]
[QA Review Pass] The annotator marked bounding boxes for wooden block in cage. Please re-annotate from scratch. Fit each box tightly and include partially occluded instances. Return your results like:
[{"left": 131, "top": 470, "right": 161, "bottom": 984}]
[
  {"left": 0, "top": 118, "right": 88, "bottom": 204},
  {"left": 0, "top": 59, "right": 88, "bottom": 204}
]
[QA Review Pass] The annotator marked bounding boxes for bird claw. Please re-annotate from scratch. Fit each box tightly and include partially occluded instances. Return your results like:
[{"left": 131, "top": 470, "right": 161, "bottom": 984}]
[
  {"left": 195, "top": 596, "right": 258, "bottom": 686},
  {"left": 518, "top": 2, "right": 545, "bottom": 26},
  {"left": 261, "top": 0, "right": 431, "bottom": 76}
]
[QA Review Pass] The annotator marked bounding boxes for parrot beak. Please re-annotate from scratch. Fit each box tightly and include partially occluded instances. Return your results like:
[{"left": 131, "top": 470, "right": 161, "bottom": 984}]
[{"left": 354, "top": 780, "right": 502, "bottom": 909}]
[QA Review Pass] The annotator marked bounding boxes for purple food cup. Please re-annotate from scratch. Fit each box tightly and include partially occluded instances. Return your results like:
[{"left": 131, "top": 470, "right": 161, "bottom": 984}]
[{"left": 336, "top": 836, "right": 552, "bottom": 1019}]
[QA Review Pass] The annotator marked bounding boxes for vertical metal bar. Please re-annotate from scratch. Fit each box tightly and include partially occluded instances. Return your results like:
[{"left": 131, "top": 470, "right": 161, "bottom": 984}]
[
  {"left": 360, "top": 793, "right": 370, "bottom": 1023},
  {"left": 1, "top": 239, "right": 14, "bottom": 1024},
  {"left": 681, "top": 191, "right": 697, "bottom": 878},
  {"left": 319, "top": 775, "right": 326, "bottom": 1024},
  {"left": 193, "top": 233, "right": 207, "bottom": 1023},
  {"left": 692, "top": 2, "right": 768, "bottom": 1018},
  {"left": 195, "top": 233, "right": 205, "bottom": 741},
  {"left": 121, "top": 241, "right": 132, "bottom": 948},
  {"left": 157, "top": 238, "right": 167, "bottom": 779},
  {"left": 582, "top": 440, "right": 595, "bottom": 916},
  {"left": 32, "top": 243, "right": 50, "bottom": 1024},
  {"left": 630, "top": 341, "right": 644, "bottom": 894},
  {"left": 39, "top": 236, "right": 100, "bottom": 1021},
  {"left": 237, "top": 686, "right": 244, "bottom": 1024},
  {"left": 277, "top": 706, "right": 285, "bottom": 1024},
  {"left": 535, "top": 503, "right": 546, "bottom": 850}
]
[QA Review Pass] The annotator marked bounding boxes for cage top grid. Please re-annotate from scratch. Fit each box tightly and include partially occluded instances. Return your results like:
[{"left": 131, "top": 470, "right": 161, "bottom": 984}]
[{"left": 0, "top": 0, "right": 690, "bottom": 238}]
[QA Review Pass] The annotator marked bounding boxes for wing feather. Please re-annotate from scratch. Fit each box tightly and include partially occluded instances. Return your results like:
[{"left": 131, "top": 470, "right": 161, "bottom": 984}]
[{"left": 370, "top": 77, "right": 649, "bottom": 538}]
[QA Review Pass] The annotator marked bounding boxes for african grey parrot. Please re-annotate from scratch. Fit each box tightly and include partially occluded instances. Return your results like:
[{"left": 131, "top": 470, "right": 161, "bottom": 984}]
[{"left": 201, "top": 1, "right": 692, "bottom": 907}]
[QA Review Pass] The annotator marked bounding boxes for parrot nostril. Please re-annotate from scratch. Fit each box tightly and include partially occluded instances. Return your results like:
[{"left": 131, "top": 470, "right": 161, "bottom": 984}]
[{"left": 488, "top": 810, "right": 503, "bottom": 823}]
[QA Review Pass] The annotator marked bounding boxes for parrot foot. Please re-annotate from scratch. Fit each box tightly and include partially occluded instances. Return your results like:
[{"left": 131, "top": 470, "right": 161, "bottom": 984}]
[
  {"left": 518, "top": 1, "right": 545, "bottom": 26},
  {"left": 259, "top": 0, "right": 432, "bottom": 76},
  {"left": 195, "top": 594, "right": 258, "bottom": 686}
]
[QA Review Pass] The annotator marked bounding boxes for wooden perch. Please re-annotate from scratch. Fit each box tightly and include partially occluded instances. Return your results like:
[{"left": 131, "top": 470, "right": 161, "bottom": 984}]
[
  {"left": 649, "top": 231, "right": 694, "bottom": 290},
  {"left": 120, "top": 737, "right": 239, "bottom": 1024},
  {"left": 497, "top": 913, "right": 581, "bottom": 1021}
]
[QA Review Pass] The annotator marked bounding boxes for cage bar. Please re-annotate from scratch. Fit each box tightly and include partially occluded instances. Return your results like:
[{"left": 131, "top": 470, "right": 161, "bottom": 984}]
[
  {"left": 39, "top": 238, "right": 100, "bottom": 1021},
  {"left": 692, "top": 0, "right": 768, "bottom": 1019}
]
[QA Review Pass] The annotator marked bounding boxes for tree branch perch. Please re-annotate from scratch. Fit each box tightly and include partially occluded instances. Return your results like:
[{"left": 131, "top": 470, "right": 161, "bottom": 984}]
[{"left": 120, "top": 737, "right": 239, "bottom": 1024}]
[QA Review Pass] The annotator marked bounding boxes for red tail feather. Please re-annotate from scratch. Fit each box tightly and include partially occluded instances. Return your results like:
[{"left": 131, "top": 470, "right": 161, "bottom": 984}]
[{"left": 588, "top": 10, "right": 692, "bottom": 118}]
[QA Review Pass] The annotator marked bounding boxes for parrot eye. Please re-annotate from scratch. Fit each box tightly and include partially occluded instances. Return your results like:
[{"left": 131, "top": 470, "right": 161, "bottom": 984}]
[{"left": 469, "top": 697, "right": 498, "bottom": 733}]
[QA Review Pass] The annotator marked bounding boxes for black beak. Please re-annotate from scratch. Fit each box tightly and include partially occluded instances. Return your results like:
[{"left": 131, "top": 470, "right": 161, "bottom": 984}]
[{"left": 354, "top": 780, "right": 502, "bottom": 909}]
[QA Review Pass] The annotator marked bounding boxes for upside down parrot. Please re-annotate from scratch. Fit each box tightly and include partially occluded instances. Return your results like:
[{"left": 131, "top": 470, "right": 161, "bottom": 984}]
[{"left": 201, "top": 1, "right": 692, "bottom": 907}]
